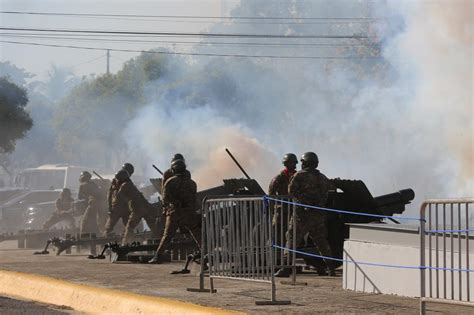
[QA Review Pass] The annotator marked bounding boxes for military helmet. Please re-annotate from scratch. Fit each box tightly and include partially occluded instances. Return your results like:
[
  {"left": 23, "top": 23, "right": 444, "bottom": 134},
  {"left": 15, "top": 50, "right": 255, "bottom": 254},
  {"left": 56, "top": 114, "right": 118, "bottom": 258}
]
[
  {"left": 61, "top": 188, "right": 71, "bottom": 196},
  {"left": 122, "top": 163, "right": 134, "bottom": 176},
  {"left": 300, "top": 152, "right": 319, "bottom": 164},
  {"left": 171, "top": 153, "right": 185, "bottom": 163},
  {"left": 79, "top": 171, "right": 92, "bottom": 182},
  {"left": 282, "top": 153, "right": 298, "bottom": 164},
  {"left": 171, "top": 159, "right": 186, "bottom": 174},
  {"left": 115, "top": 169, "right": 130, "bottom": 182}
]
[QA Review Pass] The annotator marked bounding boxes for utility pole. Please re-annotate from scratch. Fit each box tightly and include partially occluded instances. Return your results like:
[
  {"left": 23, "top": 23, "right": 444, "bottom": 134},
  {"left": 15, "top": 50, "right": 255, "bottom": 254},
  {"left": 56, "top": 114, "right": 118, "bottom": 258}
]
[{"left": 106, "top": 49, "right": 110, "bottom": 74}]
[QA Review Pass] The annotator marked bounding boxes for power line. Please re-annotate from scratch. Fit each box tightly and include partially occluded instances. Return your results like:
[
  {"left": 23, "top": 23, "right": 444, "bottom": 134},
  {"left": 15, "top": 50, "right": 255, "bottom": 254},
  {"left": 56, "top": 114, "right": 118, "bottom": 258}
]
[
  {"left": 71, "top": 53, "right": 106, "bottom": 68},
  {"left": 0, "top": 14, "right": 376, "bottom": 25},
  {"left": 0, "top": 33, "right": 372, "bottom": 48},
  {"left": 0, "top": 27, "right": 370, "bottom": 39},
  {"left": 0, "top": 40, "right": 380, "bottom": 60},
  {"left": 0, "top": 11, "right": 379, "bottom": 21}
]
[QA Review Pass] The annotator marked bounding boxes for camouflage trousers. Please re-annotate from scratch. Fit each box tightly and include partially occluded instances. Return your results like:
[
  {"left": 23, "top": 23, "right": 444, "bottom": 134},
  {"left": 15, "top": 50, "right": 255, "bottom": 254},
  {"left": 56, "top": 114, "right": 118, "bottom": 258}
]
[
  {"left": 79, "top": 204, "right": 100, "bottom": 235},
  {"left": 285, "top": 208, "right": 333, "bottom": 269},
  {"left": 43, "top": 212, "right": 76, "bottom": 230},
  {"left": 122, "top": 204, "right": 160, "bottom": 245},
  {"left": 272, "top": 205, "right": 290, "bottom": 261},
  {"left": 152, "top": 209, "right": 201, "bottom": 260},
  {"left": 104, "top": 206, "right": 130, "bottom": 236}
]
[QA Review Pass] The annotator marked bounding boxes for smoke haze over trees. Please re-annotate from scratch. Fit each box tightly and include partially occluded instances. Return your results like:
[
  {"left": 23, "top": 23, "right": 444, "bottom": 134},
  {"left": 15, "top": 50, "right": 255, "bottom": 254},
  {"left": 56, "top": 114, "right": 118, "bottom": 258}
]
[{"left": 0, "top": 0, "right": 472, "bottom": 214}]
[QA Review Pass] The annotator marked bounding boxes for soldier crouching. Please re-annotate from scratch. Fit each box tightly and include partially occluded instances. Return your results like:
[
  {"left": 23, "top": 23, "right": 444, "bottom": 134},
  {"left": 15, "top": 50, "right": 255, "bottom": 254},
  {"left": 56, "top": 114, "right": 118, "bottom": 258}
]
[
  {"left": 116, "top": 169, "right": 160, "bottom": 244},
  {"left": 104, "top": 163, "right": 133, "bottom": 236},
  {"left": 43, "top": 188, "right": 76, "bottom": 230}
]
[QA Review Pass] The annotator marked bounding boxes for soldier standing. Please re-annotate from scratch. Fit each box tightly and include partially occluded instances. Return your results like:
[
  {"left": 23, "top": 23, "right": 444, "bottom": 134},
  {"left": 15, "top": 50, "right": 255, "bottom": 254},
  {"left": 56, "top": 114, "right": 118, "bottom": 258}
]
[
  {"left": 148, "top": 159, "right": 200, "bottom": 264},
  {"left": 269, "top": 153, "right": 298, "bottom": 253},
  {"left": 104, "top": 163, "right": 134, "bottom": 236},
  {"left": 43, "top": 188, "right": 76, "bottom": 230},
  {"left": 275, "top": 152, "right": 335, "bottom": 277},
  {"left": 118, "top": 169, "right": 160, "bottom": 244},
  {"left": 162, "top": 153, "right": 191, "bottom": 191}
]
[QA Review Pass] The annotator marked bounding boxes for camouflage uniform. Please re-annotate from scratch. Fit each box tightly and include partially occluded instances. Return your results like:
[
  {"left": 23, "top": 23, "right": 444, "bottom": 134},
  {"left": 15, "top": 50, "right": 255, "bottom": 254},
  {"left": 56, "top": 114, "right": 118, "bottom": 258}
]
[
  {"left": 104, "top": 178, "right": 131, "bottom": 236},
  {"left": 43, "top": 196, "right": 76, "bottom": 230},
  {"left": 162, "top": 168, "right": 191, "bottom": 191},
  {"left": 286, "top": 168, "right": 334, "bottom": 270},
  {"left": 120, "top": 179, "right": 160, "bottom": 244},
  {"left": 269, "top": 169, "right": 296, "bottom": 247},
  {"left": 151, "top": 174, "right": 200, "bottom": 261},
  {"left": 79, "top": 180, "right": 102, "bottom": 235}
]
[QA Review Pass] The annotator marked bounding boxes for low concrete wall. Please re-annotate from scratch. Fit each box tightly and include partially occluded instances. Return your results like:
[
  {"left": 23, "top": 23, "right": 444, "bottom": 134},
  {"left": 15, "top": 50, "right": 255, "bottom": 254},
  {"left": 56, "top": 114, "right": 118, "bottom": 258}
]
[
  {"left": 0, "top": 270, "right": 242, "bottom": 315},
  {"left": 343, "top": 225, "right": 474, "bottom": 301}
]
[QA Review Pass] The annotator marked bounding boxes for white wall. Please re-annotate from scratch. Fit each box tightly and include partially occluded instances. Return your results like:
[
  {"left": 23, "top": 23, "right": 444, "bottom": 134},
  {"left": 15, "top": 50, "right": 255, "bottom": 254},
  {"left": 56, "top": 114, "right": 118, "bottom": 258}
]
[{"left": 343, "top": 239, "right": 474, "bottom": 302}]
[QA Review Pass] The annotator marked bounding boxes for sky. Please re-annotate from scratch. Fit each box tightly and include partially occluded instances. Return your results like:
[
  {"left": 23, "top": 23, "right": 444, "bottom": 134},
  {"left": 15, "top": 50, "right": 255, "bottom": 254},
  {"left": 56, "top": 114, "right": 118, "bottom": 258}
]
[{"left": 0, "top": 0, "right": 238, "bottom": 79}]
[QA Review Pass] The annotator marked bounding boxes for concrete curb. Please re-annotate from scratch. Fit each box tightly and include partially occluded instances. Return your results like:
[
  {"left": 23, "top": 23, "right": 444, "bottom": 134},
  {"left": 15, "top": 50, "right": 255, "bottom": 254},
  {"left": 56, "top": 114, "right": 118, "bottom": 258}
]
[{"left": 0, "top": 270, "right": 244, "bottom": 314}]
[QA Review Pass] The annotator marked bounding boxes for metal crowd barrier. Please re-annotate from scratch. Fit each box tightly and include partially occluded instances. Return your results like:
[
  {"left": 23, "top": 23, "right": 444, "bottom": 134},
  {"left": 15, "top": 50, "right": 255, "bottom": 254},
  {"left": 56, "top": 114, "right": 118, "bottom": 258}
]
[
  {"left": 420, "top": 198, "right": 474, "bottom": 314},
  {"left": 189, "top": 195, "right": 296, "bottom": 305}
]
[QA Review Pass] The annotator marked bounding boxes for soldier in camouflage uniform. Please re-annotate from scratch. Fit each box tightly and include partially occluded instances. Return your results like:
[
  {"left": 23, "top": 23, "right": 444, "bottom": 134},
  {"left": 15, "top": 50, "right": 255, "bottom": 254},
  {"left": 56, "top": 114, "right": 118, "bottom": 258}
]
[
  {"left": 275, "top": 152, "right": 336, "bottom": 277},
  {"left": 162, "top": 153, "right": 191, "bottom": 191},
  {"left": 43, "top": 188, "right": 76, "bottom": 230},
  {"left": 104, "top": 163, "right": 133, "bottom": 236},
  {"left": 78, "top": 171, "right": 102, "bottom": 235},
  {"left": 269, "top": 153, "right": 298, "bottom": 251},
  {"left": 118, "top": 169, "right": 160, "bottom": 244},
  {"left": 149, "top": 159, "right": 200, "bottom": 264}
]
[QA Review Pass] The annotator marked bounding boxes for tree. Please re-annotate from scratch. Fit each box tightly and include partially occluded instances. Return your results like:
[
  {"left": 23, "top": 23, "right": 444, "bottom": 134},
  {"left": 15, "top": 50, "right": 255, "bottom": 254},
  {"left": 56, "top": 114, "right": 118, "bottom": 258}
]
[
  {"left": 53, "top": 52, "right": 166, "bottom": 169},
  {"left": 0, "top": 77, "right": 33, "bottom": 177}
]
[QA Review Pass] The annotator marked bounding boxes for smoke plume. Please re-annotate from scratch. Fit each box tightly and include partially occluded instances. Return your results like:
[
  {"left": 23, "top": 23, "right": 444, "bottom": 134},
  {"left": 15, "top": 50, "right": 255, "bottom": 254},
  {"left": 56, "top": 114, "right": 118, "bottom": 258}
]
[{"left": 123, "top": 0, "right": 472, "bottom": 213}]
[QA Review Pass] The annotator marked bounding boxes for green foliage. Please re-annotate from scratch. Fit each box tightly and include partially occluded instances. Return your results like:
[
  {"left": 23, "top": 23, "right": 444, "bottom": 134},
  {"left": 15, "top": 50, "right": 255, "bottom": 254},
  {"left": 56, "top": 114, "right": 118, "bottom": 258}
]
[
  {"left": 0, "top": 77, "right": 33, "bottom": 153},
  {"left": 53, "top": 52, "right": 166, "bottom": 168}
]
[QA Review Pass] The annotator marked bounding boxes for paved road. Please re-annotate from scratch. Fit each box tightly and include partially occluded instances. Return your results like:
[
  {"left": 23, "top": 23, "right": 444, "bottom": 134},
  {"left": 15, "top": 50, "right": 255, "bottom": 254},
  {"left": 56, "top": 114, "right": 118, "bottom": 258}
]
[
  {"left": 0, "top": 295, "right": 76, "bottom": 315},
  {"left": 0, "top": 241, "right": 473, "bottom": 314}
]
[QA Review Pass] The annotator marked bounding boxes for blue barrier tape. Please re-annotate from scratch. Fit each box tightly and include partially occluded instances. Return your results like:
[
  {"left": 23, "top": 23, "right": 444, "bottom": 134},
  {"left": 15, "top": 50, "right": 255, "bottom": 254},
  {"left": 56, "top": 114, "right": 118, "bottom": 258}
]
[
  {"left": 426, "top": 229, "right": 474, "bottom": 234},
  {"left": 264, "top": 196, "right": 423, "bottom": 222},
  {"left": 273, "top": 244, "right": 474, "bottom": 273}
]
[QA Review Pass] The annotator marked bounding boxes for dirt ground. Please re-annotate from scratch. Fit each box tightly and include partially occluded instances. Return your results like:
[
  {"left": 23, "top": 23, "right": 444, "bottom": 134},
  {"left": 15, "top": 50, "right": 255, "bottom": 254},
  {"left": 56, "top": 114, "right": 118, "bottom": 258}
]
[{"left": 0, "top": 240, "right": 472, "bottom": 314}]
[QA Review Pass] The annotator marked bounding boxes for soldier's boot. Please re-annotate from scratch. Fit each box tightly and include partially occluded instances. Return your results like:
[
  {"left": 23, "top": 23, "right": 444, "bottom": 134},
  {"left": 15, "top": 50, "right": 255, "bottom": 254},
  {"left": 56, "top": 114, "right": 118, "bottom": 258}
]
[
  {"left": 274, "top": 267, "right": 291, "bottom": 278},
  {"left": 316, "top": 266, "right": 329, "bottom": 276},
  {"left": 326, "top": 260, "right": 337, "bottom": 277},
  {"left": 148, "top": 254, "right": 163, "bottom": 264}
]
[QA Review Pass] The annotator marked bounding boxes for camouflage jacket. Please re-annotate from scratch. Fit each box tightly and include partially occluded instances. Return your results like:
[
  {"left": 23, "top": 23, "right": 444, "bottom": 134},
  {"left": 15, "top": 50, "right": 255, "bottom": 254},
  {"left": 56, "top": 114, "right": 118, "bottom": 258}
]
[
  {"left": 108, "top": 178, "right": 127, "bottom": 210},
  {"left": 163, "top": 174, "right": 197, "bottom": 214},
  {"left": 116, "top": 179, "right": 148, "bottom": 212},
  {"left": 162, "top": 168, "right": 191, "bottom": 191},
  {"left": 288, "top": 169, "right": 331, "bottom": 207},
  {"left": 268, "top": 169, "right": 296, "bottom": 196},
  {"left": 55, "top": 196, "right": 73, "bottom": 213},
  {"left": 78, "top": 181, "right": 101, "bottom": 205}
]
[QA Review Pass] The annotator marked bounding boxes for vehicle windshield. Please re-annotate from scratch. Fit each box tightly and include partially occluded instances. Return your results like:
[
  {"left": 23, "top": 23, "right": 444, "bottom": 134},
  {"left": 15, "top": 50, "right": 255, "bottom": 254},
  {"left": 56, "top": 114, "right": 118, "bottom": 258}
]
[{"left": 14, "top": 170, "right": 66, "bottom": 190}]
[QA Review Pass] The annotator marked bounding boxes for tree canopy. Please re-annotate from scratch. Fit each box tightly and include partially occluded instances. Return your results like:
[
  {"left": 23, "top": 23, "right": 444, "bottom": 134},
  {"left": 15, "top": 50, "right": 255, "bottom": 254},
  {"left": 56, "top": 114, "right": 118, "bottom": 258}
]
[
  {"left": 53, "top": 52, "right": 167, "bottom": 169},
  {"left": 0, "top": 77, "right": 33, "bottom": 154}
]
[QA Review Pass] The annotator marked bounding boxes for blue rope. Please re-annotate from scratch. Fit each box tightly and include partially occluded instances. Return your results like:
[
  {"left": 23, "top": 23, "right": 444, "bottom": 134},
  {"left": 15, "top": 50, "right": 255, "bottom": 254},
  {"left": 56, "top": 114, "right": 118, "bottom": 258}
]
[
  {"left": 273, "top": 244, "right": 474, "bottom": 273},
  {"left": 426, "top": 229, "right": 474, "bottom": 234},
  {"left": 264, "top": 196, "right": 423, "bottom": 222}
]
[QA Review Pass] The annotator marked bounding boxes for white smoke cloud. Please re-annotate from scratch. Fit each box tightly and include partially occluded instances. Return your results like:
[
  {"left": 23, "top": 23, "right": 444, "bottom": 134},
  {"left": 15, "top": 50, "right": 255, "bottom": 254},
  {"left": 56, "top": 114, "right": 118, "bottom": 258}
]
[{"left": 124, "top": 0, "right": 473, "bottom": 214}]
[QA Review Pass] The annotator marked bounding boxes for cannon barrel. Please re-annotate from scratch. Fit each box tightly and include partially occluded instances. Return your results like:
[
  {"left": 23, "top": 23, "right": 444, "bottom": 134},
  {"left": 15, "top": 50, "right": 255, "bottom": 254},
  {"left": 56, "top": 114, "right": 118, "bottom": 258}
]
[{"left": 374, "top": 188, "right": 415, "bottom": 215}]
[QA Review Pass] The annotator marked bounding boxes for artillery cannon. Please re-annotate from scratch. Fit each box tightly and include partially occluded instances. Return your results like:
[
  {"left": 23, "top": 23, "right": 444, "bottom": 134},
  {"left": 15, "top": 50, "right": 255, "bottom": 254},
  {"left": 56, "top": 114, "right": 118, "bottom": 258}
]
[{"left": 301, "top": 179, "right": 415, "bottom": 271}]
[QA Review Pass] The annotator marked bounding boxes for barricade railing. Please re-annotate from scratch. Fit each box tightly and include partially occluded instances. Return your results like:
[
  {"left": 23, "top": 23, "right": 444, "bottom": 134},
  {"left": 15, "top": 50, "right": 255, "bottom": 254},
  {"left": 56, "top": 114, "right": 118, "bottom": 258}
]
[
  {"left": 420, "top": 198, "right": 474, "bottom": 314},
  {"left": 188, "top": 195, "right": 296, "bottom": 305}
]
